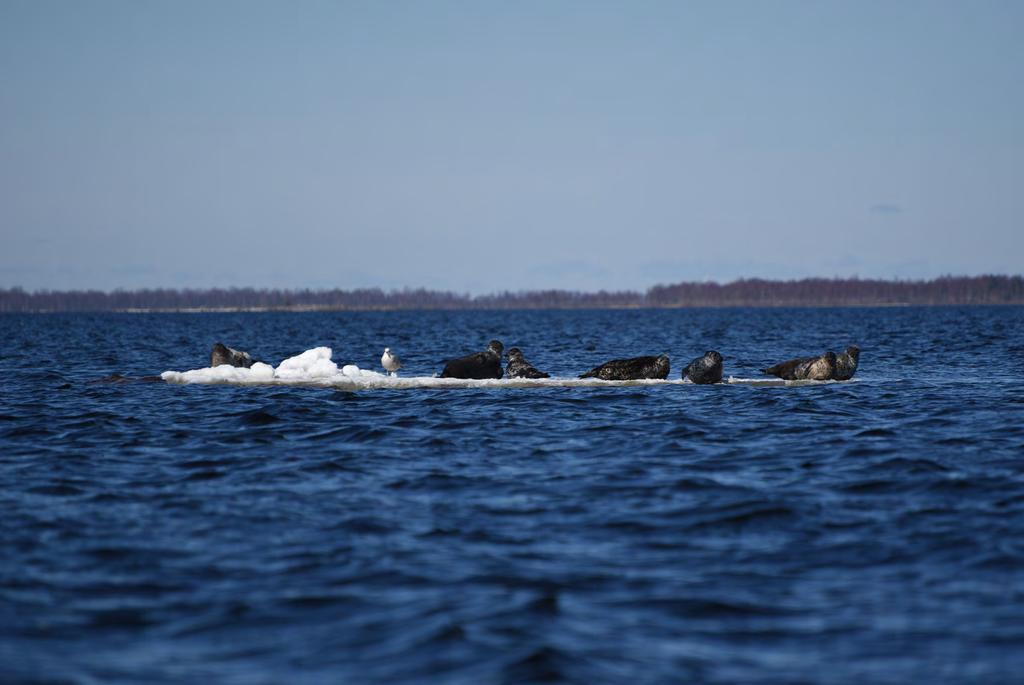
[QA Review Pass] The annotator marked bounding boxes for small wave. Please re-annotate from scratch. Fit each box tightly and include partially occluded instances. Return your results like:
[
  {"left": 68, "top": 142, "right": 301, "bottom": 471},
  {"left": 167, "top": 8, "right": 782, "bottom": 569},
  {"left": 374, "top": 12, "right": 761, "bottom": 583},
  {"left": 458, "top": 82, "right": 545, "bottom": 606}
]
[
  {"left": 280, "top": 593, "right": 361, "bottom": 610},
  {"left": 301, "top": 459, "right": 365, "bottom": 474},
  {"left": 87, "top": 608, "right": 155, "bottom": 630},
  {"left": 855, "top": 427, "right": 897, "bottom": 438},
  {"left": 696, "top": 504, "right": 796, "bottom": 528},
  {"left": 27, "top": 483, "right": 85, "bottom": 497},
  {"left": 174, "top": 458, "right": 231, "bottom": 470},
  {"left": 627, "top": 596, "right": 796, "bottom": 618},
  {"left": 238, "top": 409, "right": 279, "bottom": 425},
  {"left": 182, "top": 470, "right": 225, "bottom": 482},
  {"left": 502, "top": 646, "right": 567, "bottom": 684},
  {"left": 840, "top": 479, "right": 905, "bottom": 495},
  {"left": 4, "top": 425, "right": 54, "bottom": 439},
  {"left": 876, "top": 457, "right": 951, "bottom": 474}
]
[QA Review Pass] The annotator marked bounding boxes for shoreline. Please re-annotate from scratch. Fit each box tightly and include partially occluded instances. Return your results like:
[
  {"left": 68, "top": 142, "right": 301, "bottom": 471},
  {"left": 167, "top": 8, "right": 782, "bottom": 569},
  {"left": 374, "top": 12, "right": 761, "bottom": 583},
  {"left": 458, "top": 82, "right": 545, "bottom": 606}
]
[
  {"left": 3, "top": 276, "right": 1021, "bottom": 313},
  {"left": 3, "top": 302, "right": 1023, "bottom": 314}
]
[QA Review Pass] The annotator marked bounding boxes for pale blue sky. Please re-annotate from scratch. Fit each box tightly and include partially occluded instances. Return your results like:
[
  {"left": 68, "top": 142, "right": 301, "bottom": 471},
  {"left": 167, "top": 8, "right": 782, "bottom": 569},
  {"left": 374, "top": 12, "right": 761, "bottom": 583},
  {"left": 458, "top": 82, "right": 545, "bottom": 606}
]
[{"left": 1, "top": 1, "right": 1021, "bottom": 293}]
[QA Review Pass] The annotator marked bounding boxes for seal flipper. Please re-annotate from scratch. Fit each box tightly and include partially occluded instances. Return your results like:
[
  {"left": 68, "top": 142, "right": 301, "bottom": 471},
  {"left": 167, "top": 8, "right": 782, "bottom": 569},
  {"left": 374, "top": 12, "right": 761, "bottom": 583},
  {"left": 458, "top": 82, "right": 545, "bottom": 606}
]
[{"left": 832, "top": 345, "right": 860, "bottom": 380}]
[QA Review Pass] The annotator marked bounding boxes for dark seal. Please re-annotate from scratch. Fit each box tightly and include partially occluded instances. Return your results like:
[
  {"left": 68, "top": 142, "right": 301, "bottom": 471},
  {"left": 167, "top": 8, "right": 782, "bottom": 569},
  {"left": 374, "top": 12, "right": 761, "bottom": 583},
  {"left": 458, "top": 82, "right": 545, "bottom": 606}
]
[
  {"left": 579, "top": 354, "right": 670, "bottom": 381},
  {"left": 762, "top": 350, "right": 837, "bottom": 381},
  {"left": 210, "top": 342, "right": 257, "bottom": 368},
  {"left": 833, "top": 345, "right": 860, "bottom": 381},
  {"left": 505, "top": 347, "right": 550, "bottom": 379},
  {"left": 682, "top": 350, "right": 723, "bottom": 384},
  {"left": 440, "top": 340, "right": 504, "bottom": 379}
]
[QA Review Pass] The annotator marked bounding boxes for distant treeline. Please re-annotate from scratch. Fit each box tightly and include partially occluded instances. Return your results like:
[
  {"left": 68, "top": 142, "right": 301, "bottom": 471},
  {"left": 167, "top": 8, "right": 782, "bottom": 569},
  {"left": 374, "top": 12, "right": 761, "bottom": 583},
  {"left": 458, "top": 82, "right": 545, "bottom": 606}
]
[{"left": 1, "top": 276, "right": 1022, "bottom": 312}]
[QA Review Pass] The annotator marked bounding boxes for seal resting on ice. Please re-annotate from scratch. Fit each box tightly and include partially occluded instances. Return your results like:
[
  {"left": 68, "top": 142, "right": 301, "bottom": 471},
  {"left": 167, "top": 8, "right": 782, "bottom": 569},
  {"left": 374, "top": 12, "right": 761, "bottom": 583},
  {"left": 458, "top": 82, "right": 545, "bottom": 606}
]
[
  {"left": 381, "top": 347, "right": 402, "bottom": 376},
  {"left": 210, "top": 342, "right": 257, "bottom": 369},
  {"left": 832, "top": 345, "right": 860, "bottom": 380},
  {"left": 440, "top": 340, "right": 504, "bottom": 379},
  {"left": 682, "top": 351, "right": 724, "bottom": 384},
  {"left": 505, "top": 347, "right": 550, "bottom": 379},
  {"left": 762, "top": 350, "right": 837, "bottom": 381},
  {"left": 578, "top": 354, "right": 670, "bottom": 381}
]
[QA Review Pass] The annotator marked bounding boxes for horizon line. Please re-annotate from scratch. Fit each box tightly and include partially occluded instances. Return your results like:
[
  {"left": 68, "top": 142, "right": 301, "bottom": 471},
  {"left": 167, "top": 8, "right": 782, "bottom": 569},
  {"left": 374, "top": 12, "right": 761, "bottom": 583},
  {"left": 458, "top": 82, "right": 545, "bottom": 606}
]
[{"left": 3, "top": 273, "right": 1022, "bottom": 297}]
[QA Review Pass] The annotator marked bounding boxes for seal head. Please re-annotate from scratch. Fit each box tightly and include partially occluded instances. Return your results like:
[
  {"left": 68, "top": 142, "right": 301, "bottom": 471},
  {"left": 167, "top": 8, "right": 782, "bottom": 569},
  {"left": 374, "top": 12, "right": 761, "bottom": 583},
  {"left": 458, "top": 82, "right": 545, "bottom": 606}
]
[
  {"left": 210, "top": 342, "right": 256, "bottom": 368},
  {"left": 833, "top": 345, "right": 860, "bottom": 381}
]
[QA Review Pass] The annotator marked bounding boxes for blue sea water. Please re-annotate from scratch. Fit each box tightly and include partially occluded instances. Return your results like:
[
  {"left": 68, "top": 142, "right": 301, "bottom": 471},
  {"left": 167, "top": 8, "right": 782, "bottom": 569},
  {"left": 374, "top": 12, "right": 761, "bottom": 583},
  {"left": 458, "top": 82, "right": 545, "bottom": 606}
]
[{"left": 1, "top": 307, "right": 1023, "bottom": 684}]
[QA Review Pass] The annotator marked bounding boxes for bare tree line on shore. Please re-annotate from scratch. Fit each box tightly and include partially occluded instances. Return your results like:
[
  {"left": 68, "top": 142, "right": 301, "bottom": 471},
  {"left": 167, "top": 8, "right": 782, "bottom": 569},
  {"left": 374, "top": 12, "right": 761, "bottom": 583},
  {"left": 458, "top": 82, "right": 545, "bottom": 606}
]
[{"left": 1, "top": 275, "right": 1021, "bottom": 313}]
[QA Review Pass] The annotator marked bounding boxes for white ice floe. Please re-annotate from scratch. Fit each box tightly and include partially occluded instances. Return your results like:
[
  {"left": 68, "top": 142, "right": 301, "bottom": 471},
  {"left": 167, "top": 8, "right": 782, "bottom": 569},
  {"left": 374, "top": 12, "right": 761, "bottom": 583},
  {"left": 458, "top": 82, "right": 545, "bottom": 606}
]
[
  {"left": 725, "top": 375, "right": 846, "bottom": 387},
  {"left": 162, "top": 347, "right": 846, "bottom": 391},
  {"left": 274, "top": 347, "right": 339, "bottom": 380},
  {"left": 163, "top": 360, "right": 276, "bottom": 384}
]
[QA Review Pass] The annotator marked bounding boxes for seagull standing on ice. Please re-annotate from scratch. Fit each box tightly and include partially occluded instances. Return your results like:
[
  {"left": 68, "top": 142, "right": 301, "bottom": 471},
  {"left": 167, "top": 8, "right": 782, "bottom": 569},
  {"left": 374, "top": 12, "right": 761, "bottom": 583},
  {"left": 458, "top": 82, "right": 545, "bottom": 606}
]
[{"left": 381, "top": 347, "right": 402, "bottom": 376}]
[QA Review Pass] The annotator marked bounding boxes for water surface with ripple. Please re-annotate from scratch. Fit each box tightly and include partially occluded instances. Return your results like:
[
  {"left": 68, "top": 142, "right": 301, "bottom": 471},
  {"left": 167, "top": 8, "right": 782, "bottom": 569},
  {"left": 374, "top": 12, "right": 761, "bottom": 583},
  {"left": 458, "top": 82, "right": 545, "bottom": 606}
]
[{"left": 2, "top": 307, "right": 1023, "bottom": 684}]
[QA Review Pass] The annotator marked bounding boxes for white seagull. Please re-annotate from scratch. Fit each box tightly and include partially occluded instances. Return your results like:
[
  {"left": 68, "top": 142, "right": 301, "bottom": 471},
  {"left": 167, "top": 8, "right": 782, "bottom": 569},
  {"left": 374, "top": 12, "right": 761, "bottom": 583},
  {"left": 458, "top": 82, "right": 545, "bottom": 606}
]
[{"left": 381, "top": 347, "right": 402, "bottom": 376}]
